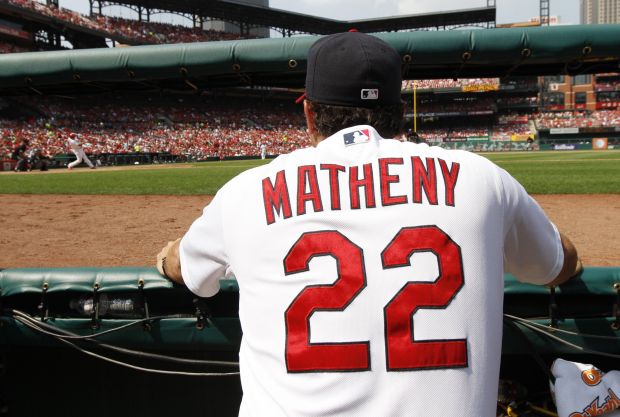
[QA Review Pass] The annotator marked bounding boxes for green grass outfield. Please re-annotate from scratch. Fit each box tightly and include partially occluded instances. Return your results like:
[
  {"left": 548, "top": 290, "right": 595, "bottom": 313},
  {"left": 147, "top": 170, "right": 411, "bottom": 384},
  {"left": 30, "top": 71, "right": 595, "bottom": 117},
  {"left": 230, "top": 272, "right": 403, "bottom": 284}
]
[{"left": 0, "top": 150, "right": 618, "bottom": 195}]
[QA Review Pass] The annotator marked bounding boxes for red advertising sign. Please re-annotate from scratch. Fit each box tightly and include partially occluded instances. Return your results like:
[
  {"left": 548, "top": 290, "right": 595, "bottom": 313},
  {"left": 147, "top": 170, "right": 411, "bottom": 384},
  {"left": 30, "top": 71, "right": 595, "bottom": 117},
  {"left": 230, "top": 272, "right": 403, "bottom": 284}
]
[
  {"left": 548, "top": 105, "right": 566, "bottom": 111},
  {"left": 596, "top": 101, "right": 619, "bottom": 109}
]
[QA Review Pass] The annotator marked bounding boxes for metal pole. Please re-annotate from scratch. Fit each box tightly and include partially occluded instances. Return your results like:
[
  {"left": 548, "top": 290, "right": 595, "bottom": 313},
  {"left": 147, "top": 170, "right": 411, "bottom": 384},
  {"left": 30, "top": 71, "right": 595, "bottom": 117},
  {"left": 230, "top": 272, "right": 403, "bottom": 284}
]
[{"left": 413, "top": 81, "right": 417, "bottom": 133}]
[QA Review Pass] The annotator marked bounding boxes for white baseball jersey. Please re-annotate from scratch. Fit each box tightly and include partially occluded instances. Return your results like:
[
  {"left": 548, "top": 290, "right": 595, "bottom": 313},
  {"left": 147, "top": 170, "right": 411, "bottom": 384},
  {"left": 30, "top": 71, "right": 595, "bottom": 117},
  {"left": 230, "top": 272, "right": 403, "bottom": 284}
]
[
  {"left": 67, "top": 137, "right": 94, "bottom": 169},
  {"left": 180, "top": 125, "right": 563, "bottom": 417},
  {"left": 551, "top": 359, "right": 620, "bottom": 417},
  {"left": 67, "top": 138, "right": 81, "bottom": 151}
]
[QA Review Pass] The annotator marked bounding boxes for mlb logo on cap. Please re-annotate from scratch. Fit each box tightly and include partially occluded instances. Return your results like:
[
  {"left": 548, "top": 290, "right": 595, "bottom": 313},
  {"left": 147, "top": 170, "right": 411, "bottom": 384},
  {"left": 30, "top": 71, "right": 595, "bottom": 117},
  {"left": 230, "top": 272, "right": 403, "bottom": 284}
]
[
  {"left": 343, "top": 129, "right": 371, "bottom": 146},
  {"left": 304, "top": 32, "right": 401, "bottom": 108},
  {"left": 361, "top": 89, "right": 379, "bottom": 100}
]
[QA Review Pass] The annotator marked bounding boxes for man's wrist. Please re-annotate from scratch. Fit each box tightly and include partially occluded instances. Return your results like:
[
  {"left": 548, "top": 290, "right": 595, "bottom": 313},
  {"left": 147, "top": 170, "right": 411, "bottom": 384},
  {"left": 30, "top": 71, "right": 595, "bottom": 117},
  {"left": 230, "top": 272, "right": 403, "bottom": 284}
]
[
  {"left": 160, "top": 256, "right": 168, "bottom": 278},
  {"left": 156, "top": 238, "right": 184, "bottom": 285},
  {"left": 574, "top": 257, "right": 584, "bottom": 277}
]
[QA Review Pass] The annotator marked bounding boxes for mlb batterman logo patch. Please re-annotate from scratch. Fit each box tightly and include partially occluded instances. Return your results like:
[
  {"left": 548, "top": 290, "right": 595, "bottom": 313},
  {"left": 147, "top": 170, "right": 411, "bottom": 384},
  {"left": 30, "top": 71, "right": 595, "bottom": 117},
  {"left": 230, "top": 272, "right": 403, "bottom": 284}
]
[
  {"left": 343, "top": 129, "right": 371, "bottom": 146},
  {"left": 361, "top": 89, "right": 379, "bottom": 100}
]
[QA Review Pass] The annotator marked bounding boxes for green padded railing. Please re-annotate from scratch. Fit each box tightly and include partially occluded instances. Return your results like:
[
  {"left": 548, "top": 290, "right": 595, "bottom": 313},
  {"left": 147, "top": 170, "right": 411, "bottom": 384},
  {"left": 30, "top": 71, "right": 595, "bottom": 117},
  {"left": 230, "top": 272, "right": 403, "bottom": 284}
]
[
  {"left": 2, "top": 266, "right": 617, "bottom": 297},
  {"left": 0, "top": 24, "right": 619, "bottom": 92},
  {"left": 0, "top": 267, "right": 618, "bottom": 356}
]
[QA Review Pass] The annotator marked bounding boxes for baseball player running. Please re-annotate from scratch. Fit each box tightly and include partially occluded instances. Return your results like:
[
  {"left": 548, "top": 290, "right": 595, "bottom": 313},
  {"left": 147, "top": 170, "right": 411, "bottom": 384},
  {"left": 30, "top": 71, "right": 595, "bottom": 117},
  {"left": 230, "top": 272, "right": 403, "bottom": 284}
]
[
  {"left": 157, "top": 32, "right": 582, "bottom": 417},
  {"left": 67, "top": 134, "right": 95, "bottom": 170}
]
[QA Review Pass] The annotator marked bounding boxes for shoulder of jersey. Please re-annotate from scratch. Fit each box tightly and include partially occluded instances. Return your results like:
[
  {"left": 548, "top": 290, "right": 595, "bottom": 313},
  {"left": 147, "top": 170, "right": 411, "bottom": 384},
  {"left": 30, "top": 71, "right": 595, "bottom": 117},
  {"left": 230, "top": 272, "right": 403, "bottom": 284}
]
[{"left": 227, "top": 144, "right": 498, "bottom": 188}]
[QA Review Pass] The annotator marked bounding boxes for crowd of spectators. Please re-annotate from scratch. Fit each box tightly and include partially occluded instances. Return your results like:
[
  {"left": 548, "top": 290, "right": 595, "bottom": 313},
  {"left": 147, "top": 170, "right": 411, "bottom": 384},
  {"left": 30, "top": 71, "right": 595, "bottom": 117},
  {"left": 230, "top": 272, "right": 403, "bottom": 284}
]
[
  {"left": 595, "top": 92, "right": 620, "bottom": 110},
  {"left": 496, "top": 96, "right": 538, "bottom": 106},
  {"left": 416, "top": 125, "right": 490, "bottom": 141},
  {"left": 1, "top": 95, "right": 308, "bottom": 160},
  {"left": 9, "top": 0, "right": 98, "bottom": 30},
  {"left": 448, "top": 127, "right": 490, "bottom": 139},
  {"left": 419, "top": 110, "right": 620, "bottom": 141},
  {"left": 6, "top": 0, "right": 247, "bottom": 45},
  {"left": 490, "top": 113, "right": 532, "bottom": 140},
  {"left": 497, "top": 114, "right": 530, "bottom": 125},
  {"left": 595, "top": 78, "right": 620, "bottom": 92},
  {"left": 535, "top": 110, "right": 620, "bottom": 128},
  {"left": 415, "top": 97, "right": 496, "bottom": 114},
  {"left": 491, "top": 125, "right": 531, "bottom": 140},
  {"left": 3, "top": 94, "right": 620, "bottom": 162},
  {"left": 415, "top": 128, "right": 447, "bottom": 142},
  {"left": 91, "top": 16, "right": 248, "bottom": 44},
  {"left": 402, "top": 78, "right": 499, "bottom": 90},
  {"left": 417, "top": 111, "right": 534, "bottom": 142},
  {"left": 3, "top": 94, "right": 537, "bottom": 159},
  {"left": 437, "top": 140, "right": 533, "bottom": 152}
]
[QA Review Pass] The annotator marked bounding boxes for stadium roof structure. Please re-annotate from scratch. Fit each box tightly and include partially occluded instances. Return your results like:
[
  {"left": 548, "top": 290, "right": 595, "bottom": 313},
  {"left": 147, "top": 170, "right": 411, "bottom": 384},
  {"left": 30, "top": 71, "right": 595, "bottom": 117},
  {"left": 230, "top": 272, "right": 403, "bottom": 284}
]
[
  {"left": 0, "top": 24, "right": 619, "bottom": 96},
  {"left": 99, "top": 1, "right": 496, "bottom": 34}
]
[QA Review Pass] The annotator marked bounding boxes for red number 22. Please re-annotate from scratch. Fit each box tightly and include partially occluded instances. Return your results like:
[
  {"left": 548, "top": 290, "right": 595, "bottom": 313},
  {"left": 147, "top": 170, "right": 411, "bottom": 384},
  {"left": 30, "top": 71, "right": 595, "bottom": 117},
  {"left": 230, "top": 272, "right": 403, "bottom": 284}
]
[{"left": 283, "top": 226, "right": 466, "bottom": 373}]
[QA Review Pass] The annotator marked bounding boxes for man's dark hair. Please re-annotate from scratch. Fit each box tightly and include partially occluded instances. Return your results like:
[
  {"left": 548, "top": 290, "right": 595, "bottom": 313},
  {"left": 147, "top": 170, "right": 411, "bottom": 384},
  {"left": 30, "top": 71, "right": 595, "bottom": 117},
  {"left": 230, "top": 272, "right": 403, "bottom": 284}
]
[{"left": 307, "top": 100, "right": 404, "bottom": 139}]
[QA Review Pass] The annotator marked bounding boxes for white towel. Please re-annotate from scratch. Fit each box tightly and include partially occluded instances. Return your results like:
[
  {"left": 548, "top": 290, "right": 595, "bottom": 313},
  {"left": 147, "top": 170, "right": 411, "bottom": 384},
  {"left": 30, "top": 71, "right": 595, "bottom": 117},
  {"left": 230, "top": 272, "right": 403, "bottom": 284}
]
[{"left": 551, "top": 358, "right": 620, "bottom": 417}]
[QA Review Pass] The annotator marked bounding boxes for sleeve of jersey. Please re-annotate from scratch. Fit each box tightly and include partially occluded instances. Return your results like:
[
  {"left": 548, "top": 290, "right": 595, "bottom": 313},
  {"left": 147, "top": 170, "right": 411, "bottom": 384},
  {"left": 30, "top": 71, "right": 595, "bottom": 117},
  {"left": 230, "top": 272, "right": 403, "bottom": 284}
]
[
  {"left": 179, "top": 192, "right": 229, "bottom": 298},
  {"left": 499, "top": 167, "right": 564, "bottom": 285}
]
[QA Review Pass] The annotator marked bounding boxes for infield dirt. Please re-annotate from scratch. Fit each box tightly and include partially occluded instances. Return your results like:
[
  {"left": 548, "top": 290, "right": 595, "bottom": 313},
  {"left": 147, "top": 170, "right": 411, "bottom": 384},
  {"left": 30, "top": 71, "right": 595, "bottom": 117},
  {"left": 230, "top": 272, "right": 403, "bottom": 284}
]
[{"left": 0, "top": 194, "right": 618, "bottom": 268}]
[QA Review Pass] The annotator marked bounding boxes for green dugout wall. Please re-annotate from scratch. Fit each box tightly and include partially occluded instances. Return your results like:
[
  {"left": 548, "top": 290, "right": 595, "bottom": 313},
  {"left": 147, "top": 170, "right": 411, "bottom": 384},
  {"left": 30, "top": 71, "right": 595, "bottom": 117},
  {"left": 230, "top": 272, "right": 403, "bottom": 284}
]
[{"left": 0, "top": 267, "right": 619, "bottom": 416}]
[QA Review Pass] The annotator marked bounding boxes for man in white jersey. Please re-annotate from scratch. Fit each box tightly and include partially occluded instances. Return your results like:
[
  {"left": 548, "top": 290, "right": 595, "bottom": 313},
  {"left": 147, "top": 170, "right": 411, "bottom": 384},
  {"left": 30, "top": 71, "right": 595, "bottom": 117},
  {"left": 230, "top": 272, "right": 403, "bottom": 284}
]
[
  {"left": 156, "top": 32, "right": 582, "bottom": 416},
  {"left": 67, "top": 133, "right": 95, "bottom": 170}
]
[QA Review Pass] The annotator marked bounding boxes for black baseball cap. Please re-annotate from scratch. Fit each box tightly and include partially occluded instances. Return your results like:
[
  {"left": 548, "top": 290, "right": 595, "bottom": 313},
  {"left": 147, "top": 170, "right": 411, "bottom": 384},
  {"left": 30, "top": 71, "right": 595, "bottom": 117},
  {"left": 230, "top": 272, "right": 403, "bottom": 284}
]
[{"left": 305, "top": 32, "right": 402, "bottom": 108}]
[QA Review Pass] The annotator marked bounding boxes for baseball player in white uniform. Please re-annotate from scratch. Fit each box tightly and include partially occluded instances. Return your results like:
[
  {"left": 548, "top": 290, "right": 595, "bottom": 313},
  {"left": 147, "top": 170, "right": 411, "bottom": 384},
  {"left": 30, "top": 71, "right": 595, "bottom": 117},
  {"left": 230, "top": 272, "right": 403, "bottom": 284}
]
[
  {"left": 157, "top": 32, "right": 582, "bottom": 417},
  {"left": 67, "top": 134, "right": 95, "bottom": 169}
]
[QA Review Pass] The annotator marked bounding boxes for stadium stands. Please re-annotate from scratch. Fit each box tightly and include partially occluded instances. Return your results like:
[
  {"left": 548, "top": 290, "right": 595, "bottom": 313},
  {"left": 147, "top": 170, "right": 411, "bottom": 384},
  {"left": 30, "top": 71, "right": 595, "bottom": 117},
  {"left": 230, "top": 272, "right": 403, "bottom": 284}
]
[
  {"left": 4, "top": 90, "right": 620, "bottom": 162},
  {"left": 496, "top": 96, "right": 538, "bottom": 107},
  {"left": 0, "top": 14, "right": 618, "bottom": 163},
  {"left": 402, "top": 78, "right": 500, "bottom": 90},
  {"left": 414, "top": 97, "right": 496, "bottom": 114},
  {"left": 4, "top": 0, "right": 248, "bottom": 46},
  {"left": 1, "top": 95, "right": 309, "bottom": 161},
  {"left": 100, "top": 17, "right": 248, "bottom": 44},
  {"left": 535, "top": 110, "right": 620, "bottom": 128},
  {"left": 595, "top": 78, "right": 620, "bottom": 91}
]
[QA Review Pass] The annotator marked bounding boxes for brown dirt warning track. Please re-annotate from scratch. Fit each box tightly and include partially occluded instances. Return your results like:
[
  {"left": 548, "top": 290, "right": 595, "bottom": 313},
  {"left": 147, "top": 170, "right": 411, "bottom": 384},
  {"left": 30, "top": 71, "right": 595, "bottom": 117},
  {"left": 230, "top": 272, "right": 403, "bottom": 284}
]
[{"left": 0, "top": 193, "right": 618, "bottom": 269}]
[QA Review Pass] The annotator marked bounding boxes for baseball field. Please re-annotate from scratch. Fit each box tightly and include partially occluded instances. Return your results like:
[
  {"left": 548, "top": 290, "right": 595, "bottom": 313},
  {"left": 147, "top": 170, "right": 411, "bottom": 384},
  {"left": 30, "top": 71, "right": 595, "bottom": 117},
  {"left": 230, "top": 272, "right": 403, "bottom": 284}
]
[{"left": 1, "top": 150, "right": 618, "bottom": 268}]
